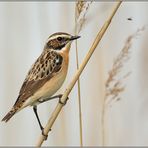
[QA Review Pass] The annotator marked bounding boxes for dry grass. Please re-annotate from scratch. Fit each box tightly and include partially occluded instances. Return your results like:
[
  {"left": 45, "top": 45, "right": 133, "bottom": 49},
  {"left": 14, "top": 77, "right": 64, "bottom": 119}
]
[
  {"left": 75, "top": 0, "right": 93, "bottom": 34},
  {"left": 75, "top": 1, "right": 93, "bottom": 146},
  {"left": 76, "top": 0, "right": 86, "bottom": 18},
  {"left": 106, "top": 26, "right": 145, "bottom": 105},
  {"left": 101, "top": 26, "right": 145, "bottom": 145},
  {"left": 36, "top": 2, "right": 122, "bottom": 146}
]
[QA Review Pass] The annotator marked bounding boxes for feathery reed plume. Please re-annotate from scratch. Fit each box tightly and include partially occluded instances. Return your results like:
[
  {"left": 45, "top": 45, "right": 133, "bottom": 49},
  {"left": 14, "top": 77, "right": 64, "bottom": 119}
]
[
  {"left": 101, "top": 26, "right": 145, "bottom": 146},
  {"left": 106, "top": 26, "right": 145, "bottom": 105},
  {"left": 75, "top": 0, "right": 93, "bottom": 34},
  {"left": 76, "top": 0, "right": 86, "bottom": 18}
]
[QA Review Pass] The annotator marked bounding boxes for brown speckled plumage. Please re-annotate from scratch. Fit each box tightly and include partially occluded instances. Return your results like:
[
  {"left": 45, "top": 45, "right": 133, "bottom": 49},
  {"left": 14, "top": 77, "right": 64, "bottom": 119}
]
[{"left": 26, "top": 50, "right": 63, "bottom": 81}]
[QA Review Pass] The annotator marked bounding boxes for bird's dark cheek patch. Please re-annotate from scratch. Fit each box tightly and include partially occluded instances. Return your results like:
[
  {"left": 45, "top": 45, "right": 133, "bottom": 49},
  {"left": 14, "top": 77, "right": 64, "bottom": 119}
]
[{"left": 54, "top": 44, "right": 66, "bottom": 50}]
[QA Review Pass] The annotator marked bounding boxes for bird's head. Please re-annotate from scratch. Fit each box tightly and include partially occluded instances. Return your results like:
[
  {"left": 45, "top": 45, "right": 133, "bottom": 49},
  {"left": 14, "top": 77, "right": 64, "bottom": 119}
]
[{"left": 44, "top": 32, "right": 80, "bottom": 52}]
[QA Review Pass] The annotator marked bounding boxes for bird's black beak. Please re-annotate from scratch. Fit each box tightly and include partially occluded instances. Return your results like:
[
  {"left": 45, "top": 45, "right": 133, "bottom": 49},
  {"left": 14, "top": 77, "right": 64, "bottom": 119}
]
[{"left": 70, "top": 35, "right": 81, "bottom": 41}]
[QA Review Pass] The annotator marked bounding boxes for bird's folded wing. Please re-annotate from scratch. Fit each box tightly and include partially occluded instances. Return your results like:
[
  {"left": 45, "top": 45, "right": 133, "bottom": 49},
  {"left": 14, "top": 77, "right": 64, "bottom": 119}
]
[{"left": 14, "top": 51, "right": 63, "bottom": 107}]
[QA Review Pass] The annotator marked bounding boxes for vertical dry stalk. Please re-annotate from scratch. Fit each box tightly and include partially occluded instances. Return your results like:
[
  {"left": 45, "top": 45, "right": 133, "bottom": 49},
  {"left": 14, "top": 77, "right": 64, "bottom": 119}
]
[
  {"left": 36, "top": 1, "right": 122, "bottom": 146},
  {"left": 75, "top": 1, "right": 84, "bottom": 146},
  {"left": 74, "top": 28, "right": 83, "bottom": 147},
  {"left": 101, "top": 27, "right": 145, "bottom": 146},
  {"left": 75, "top": 1, "right": 92, "bottom": 146}
]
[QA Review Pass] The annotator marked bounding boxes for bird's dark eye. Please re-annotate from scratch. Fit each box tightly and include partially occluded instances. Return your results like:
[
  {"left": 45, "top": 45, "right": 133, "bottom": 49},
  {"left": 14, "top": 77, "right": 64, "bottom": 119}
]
[{"left": 57, "top": 37, "right": 63, "bottom": 41}]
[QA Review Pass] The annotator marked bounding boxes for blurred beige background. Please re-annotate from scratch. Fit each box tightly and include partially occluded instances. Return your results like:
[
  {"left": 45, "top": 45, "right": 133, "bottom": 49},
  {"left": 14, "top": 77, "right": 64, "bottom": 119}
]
[{"left": 0, "top": 1, "right": 148, "bottom": 146}]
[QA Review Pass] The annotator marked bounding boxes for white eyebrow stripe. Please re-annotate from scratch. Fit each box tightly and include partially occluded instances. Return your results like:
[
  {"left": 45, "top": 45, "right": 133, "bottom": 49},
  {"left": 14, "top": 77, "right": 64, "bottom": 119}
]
[{"left": 48, "top": 34, "right": 70, "bottom": 41}]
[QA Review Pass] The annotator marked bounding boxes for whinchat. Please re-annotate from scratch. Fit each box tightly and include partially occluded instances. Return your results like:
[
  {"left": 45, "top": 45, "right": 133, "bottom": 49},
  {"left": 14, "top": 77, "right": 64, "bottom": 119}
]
[{"left": 2, "top": 32, "right": 80, "bottom": 137}]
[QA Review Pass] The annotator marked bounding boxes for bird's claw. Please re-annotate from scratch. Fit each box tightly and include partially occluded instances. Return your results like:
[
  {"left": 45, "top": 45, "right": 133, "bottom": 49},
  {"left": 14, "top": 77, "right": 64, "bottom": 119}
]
[
  {"left": 42, "top": 129, "right": 48, "bottom": 140},
  {"left": 58, "top": 94, "right": 69, "bottom": 106}
]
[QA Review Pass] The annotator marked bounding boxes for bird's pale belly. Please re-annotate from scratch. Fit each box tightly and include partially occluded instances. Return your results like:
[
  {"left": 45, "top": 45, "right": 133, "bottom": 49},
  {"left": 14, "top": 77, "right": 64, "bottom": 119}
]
[
  {"left": 33, "top": 69, "right": 67, "bottom": 105},
  {"left": 38, "top": 70, "right": 67, "bottom": 100}
]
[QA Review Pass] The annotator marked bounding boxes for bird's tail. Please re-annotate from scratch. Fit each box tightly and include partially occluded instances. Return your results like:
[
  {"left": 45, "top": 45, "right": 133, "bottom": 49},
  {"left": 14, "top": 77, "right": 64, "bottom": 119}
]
[{"left": 1, "top": 107, "right": 17, "bottom": 122}]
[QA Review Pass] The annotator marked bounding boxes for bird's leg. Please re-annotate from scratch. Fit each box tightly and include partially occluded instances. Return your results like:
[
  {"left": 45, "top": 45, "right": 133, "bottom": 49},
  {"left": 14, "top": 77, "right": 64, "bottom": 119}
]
[
  {"left": 33, "top": 95, "right": 69, "bottom": 139},
  {"left": 38, "top": 94, "right": 69, "bottom": 106},
  {"left": 33, "top": 106, "right": 48, "bottom": 140},
  {"left": 38, "top": 94, "right": 62, "bottom": 103}
]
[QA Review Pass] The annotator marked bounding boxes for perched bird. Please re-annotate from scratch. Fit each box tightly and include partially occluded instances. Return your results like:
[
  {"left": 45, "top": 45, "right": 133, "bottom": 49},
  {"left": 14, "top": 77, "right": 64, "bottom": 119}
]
[{"left": 2, "top": 32, "right": 80, "bottom": 137}]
